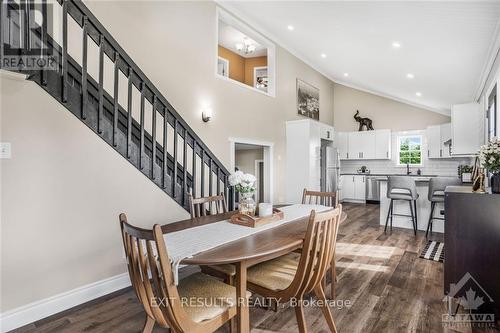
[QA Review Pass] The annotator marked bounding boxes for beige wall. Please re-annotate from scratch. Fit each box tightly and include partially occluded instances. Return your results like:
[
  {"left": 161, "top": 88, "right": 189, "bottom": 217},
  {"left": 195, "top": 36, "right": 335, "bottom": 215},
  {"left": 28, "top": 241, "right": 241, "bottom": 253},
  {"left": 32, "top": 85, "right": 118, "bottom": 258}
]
[
  {"left": 235, "top": 148, "right": 264, "bottom": 175},
  {"left": 82, "top": 0, "right": 335, "bottom": 205},
  {"left": 0, "top": 77, "right": 189, "bottom": 311},
  {"left": 333, "top": 83, "right": 450, "bottom": 132},
  {"left": 0, "top": 0, "right": 335, "bottom": 313}
]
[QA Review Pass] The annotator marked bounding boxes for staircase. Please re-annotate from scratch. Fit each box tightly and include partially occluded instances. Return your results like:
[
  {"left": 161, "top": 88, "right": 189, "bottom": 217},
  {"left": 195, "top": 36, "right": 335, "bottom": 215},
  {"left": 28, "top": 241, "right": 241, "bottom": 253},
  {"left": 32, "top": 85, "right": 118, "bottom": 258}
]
[{"left": 0, "top": 0, "right": 233, "bottom": 211}]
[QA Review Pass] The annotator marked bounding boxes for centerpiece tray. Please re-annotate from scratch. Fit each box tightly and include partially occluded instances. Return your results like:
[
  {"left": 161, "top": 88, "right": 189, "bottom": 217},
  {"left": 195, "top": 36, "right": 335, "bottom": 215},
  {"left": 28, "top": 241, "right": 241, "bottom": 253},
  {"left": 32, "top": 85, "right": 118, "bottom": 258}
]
[{"left": 230, "top": 208, "right": 284, "bottom": 228}]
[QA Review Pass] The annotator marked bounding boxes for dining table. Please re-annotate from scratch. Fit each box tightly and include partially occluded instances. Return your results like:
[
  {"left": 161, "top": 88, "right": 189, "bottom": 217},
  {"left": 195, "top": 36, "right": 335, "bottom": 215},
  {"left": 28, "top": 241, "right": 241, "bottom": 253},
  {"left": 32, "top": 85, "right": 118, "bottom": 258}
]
[{"left": 161, "top": 205, "right": 348, "bottom": 333}]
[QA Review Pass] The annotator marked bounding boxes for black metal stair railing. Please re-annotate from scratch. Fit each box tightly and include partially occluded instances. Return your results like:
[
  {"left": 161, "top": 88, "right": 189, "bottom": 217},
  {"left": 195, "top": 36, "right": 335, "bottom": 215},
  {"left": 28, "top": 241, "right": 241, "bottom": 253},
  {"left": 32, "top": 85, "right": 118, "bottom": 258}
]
[{"left": 1, "top": 0, "right": 234, "bottom": 211}]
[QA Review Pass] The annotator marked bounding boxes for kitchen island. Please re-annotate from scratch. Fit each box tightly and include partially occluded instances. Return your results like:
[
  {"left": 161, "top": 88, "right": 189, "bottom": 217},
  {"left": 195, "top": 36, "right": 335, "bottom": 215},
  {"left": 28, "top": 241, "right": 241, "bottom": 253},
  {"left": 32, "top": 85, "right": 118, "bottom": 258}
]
[{"left": 379, "top": 176, "right": 443, "bottom": 232}]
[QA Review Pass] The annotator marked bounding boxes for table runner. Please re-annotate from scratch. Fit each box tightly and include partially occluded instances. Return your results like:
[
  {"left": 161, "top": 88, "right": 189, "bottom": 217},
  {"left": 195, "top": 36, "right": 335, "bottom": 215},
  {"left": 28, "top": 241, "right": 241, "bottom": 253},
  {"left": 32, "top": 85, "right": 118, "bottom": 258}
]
[{"left": 164, "top": 204, "right": 331, "bottom": 284}]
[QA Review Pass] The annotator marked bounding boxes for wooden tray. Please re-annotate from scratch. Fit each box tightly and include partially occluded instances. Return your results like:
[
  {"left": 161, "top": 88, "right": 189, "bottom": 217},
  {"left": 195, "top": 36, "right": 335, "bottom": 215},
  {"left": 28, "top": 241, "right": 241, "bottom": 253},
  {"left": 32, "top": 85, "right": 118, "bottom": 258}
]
[{"left": 230, "top": 208, "right": 284, "bottom": 228}]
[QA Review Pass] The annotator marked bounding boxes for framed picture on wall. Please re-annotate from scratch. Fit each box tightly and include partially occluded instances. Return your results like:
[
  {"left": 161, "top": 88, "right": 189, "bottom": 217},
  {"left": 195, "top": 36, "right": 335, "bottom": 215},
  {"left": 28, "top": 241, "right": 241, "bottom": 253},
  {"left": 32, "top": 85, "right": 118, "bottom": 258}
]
[{"left": 297, "top": 79, "right": 319, "bottom": 120}]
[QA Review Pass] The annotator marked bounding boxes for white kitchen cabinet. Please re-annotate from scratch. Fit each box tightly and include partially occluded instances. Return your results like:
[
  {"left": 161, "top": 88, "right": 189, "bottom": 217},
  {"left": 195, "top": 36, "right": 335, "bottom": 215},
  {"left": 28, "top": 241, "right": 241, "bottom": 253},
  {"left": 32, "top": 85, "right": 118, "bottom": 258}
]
[
  {"left": 286, "top": 119, "right": 334, "bottom": 203},
  {"left": 427, "top": 123, "right": 452, "bottom": 159},
  {"left": 320, "top": 123, "right": 334, "bottom": 141},
  {"left": 348, "top": 131, "right": 375, "bottom": 159},
  {"left": 375, "top": 129, "right": 392, "bottom": 159},
  {"left": 451, "top": 103, "right": 483, "bottom": 155},
  {"left": 340, "top": 175, "right": 366, "bottom": 203},
  {"left": 335, "top": 132, "right": 349, "bottom": 159}
]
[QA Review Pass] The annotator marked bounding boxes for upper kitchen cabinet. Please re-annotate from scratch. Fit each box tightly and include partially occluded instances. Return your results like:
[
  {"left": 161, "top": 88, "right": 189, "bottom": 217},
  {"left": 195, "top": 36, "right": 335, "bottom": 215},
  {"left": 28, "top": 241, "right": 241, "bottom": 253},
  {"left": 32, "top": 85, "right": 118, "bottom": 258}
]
[
  {"left": 451, "top": 103, "right": 483, "bottom": 156},
  {"left": 335, "top": 132, "right": 349, "bottom": 159},
  {"left": 427, "top": 123, "right": 452, "bottom": 158},
  {"left": 375, "top": 129, "right": 392, "bottom": 159},
  {"left": 338, "top": 129, "right": 391, "bottom": 160}
]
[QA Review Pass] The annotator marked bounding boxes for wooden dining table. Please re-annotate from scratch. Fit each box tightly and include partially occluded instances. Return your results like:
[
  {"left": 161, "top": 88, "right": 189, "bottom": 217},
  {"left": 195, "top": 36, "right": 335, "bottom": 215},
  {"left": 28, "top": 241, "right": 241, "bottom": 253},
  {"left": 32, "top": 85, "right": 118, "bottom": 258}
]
[{"left": 161, "top": 206, "right": 348, "bottom": 333}]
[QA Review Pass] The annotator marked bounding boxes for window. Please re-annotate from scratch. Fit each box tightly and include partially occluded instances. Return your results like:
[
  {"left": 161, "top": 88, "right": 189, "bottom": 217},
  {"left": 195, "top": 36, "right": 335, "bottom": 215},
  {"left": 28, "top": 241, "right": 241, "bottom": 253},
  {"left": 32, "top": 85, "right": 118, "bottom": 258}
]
[
  {"left": 216, "top": 8, "right": 276, "bottom": 97},
  {"left": 398, "top": 135, "right": 422, "bottom": 166}
]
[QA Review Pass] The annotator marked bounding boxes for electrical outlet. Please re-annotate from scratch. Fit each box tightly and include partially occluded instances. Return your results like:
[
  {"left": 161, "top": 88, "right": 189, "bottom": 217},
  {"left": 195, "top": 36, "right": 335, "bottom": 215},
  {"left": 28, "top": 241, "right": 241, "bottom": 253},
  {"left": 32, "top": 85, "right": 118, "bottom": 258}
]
[{"left": 0, "top": 143, "right": 11, "bottom": 159}]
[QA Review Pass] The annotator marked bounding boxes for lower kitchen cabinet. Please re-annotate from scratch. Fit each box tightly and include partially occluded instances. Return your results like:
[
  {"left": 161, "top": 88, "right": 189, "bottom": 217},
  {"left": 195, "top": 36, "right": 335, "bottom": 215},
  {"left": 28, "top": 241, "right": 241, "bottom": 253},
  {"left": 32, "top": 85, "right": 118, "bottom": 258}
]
[{"left": 340, "top": 175, "right": 366, "bottom": 203}]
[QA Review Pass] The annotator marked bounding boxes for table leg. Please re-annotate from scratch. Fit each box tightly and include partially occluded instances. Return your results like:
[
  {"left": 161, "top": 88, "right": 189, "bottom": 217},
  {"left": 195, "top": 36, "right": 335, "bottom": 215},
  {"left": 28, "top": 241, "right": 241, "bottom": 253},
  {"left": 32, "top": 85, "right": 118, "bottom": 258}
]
[{"left": 236, "top": 261, "right": 249, "bottom": 333}]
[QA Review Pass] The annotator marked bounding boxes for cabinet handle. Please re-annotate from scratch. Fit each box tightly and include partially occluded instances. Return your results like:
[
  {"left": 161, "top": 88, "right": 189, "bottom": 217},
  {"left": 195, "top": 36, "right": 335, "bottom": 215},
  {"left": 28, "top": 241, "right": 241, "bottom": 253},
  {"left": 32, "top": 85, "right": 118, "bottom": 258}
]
[
  {"left": 428, "top": 150, "right": 429, "bottom": 157},
  {"left": 362, "top": 177, "right": 365, "bottom": 183},
  {"left": 386, "top": 151, "right": 388, "bottom": 158},
  {"left": 440, "top": 149, "right": 442, "bottom": 157},
  {"left": 353, "top": 176, "right": 354, "bottom": 182}
]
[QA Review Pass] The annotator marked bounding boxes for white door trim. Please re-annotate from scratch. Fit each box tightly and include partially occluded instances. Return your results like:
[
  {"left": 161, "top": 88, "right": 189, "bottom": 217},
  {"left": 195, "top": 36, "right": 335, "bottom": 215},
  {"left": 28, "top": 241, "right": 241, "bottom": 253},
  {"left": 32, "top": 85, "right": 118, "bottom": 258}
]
[{"left": 229, "top": 137, "right": 274, "bottom": 204}]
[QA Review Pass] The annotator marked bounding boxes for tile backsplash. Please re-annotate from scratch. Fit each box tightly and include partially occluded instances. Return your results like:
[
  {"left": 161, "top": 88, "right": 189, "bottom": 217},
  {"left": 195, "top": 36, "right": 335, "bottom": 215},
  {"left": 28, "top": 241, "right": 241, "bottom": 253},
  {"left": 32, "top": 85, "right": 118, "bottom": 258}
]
[{"left": 339, "top": 130, "right": 474, "bottom": 177}]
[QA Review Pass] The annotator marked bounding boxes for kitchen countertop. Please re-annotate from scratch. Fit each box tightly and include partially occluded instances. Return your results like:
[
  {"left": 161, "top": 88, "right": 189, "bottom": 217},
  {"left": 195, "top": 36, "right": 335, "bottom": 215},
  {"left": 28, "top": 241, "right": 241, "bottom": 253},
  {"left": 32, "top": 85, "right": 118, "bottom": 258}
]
[{"left": 340, "top": 173, "right": 439, "bottom": 177}]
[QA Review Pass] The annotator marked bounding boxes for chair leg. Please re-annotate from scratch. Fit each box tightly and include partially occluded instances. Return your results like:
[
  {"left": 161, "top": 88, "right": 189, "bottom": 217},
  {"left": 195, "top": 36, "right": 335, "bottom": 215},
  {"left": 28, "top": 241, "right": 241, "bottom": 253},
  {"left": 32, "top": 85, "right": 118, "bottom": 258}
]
[
  {"left": 426, "top": 202, "right": 435, "bottom": 239},
  {"left": 294, "top": 299, "right": 308, "bottom": 333},
  {"left": 314, "top": 285, "right": 338, "bottom": 333},
  {"left": 390, "top": 200, "right": 394, "bottom": 233},
  {"left": 142, "top": 316, "right": 155, "bottom": 333},
  {"left": 384, "top": 199, "right": 393, "bottom": 234},
  {"left": 229, "top": 316, "right": 237, "bottom": 333},
  {"left": 409, "top": 200, "right": 416, "bottom": 236},
  {"left": 414, "top": 200, "right": 418, "bottom": 227},
  {"left": 330, "top": 262, "right": 336, "bottom": 300}
]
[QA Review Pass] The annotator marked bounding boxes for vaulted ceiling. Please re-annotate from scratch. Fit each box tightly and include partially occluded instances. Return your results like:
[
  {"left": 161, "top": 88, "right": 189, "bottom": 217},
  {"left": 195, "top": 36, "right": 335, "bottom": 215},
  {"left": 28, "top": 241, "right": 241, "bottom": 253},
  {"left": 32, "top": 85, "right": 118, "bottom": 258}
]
[{"left": 220, "top": 1, "right": 500, "bottom": 115}]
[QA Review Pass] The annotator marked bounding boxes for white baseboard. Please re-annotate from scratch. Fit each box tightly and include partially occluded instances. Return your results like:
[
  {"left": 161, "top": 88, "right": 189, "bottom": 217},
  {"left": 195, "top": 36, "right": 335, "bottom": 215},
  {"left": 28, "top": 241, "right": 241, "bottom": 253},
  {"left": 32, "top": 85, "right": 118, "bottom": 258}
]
[{"left": 0, "top": 273, "right": 131, "bottom": 333}]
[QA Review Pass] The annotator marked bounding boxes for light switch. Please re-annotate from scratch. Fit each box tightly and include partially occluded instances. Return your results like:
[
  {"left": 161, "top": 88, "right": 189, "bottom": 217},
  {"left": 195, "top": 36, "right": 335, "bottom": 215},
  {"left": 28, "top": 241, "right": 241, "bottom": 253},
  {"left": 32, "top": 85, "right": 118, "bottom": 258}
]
[{"left": 0, "top": 142, "right": 12, "bottom": 159}]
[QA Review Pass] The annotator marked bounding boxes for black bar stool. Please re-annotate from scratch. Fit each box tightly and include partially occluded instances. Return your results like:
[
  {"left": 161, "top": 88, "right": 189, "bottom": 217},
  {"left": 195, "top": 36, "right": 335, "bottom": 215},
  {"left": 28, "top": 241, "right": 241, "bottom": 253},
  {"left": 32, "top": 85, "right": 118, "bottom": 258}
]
[
  {"left": 384, "top": 176, "right": 418, "bottom": 235},
  {"left": 426, "top": 177, "right": 461, "bottom": 238}
]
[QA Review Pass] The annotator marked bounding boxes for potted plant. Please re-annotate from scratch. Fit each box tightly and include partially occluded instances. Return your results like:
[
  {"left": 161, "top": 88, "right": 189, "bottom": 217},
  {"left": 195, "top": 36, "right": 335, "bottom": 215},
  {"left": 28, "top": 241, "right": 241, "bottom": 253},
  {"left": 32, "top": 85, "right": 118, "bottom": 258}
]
[
  {"left": 228, "top": 171, "right": 257, "bottom": 215},
  {"left": 479, "top": 138, "right": 500, "bottom": 193},
  {"left": 458, "top": 165, "right": 473, "bottom": 183}
]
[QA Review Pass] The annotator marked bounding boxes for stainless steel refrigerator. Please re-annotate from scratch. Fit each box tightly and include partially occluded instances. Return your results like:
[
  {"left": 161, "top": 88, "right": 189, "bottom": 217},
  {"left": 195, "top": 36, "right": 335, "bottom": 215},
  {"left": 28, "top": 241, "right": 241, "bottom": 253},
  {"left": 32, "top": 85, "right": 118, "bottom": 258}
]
[{"left": 320, "top": 145, "right": 340, "bottom": 193}]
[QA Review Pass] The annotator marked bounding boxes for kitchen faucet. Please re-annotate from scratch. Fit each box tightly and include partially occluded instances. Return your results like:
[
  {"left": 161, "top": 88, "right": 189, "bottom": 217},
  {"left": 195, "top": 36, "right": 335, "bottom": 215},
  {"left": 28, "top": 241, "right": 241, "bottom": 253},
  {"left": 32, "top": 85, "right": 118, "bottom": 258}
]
[{"left": 406, "top": 163, "right": 412, "bottom": 175}]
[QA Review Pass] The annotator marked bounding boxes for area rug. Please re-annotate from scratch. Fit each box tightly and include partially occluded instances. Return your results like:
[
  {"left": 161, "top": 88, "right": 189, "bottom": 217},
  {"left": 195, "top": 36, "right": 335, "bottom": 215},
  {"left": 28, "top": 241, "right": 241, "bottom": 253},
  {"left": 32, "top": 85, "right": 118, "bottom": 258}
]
[{"left": 419, "top": 240, "right": 444, "bottom": 263}]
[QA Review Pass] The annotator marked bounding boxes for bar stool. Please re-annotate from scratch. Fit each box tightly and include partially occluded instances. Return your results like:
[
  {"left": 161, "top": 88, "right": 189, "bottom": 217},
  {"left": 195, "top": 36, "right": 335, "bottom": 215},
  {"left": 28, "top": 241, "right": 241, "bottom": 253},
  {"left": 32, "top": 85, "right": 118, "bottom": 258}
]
[
  {"left": 384, "top": 176, "right": 418, "bottom": 235},
  {"left": 426, "top": 177, "right": 461, "bottom": 238}
]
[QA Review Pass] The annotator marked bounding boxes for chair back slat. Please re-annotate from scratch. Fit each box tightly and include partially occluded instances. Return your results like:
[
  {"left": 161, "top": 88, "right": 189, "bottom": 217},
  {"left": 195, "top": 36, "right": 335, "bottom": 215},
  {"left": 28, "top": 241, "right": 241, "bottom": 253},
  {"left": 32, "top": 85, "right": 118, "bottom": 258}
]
[
  {"left": 285, "top": 205, "right": 342, "bottom": 297},
  {"left": 119, "top": 214, "right": 195, "bottom": 332},
  {"left": 302, "top": 189, "right": 338, "bottom": 208},
  {"left": 189, "top": 193, "right": 228, "bottom": 218}
]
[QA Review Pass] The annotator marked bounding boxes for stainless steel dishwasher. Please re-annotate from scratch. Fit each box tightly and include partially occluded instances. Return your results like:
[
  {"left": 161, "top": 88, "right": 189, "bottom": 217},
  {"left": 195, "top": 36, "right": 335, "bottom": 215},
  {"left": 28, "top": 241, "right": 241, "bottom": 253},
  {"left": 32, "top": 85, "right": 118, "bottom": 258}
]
[{"left": 365, "top": 176, "right": 382, "bottom": 203}]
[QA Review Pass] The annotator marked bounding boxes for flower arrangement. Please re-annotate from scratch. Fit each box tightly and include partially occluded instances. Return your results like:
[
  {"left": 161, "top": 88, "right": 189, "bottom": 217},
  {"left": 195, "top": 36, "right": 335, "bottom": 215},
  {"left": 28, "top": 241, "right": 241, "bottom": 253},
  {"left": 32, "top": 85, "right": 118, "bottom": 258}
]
[
  {"left": 228, "top": 171, "right": 256, "bottom": 194},
  {"left": 479, "top": 137, "right": 500, "bottom": 174}
]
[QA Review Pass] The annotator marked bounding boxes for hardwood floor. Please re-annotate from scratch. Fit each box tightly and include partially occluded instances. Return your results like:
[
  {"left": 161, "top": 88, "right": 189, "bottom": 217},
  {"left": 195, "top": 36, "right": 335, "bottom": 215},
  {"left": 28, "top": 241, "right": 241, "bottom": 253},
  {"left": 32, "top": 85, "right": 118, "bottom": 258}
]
[{"left": 11, "top": 204, "right": 499, "bottom": 333}]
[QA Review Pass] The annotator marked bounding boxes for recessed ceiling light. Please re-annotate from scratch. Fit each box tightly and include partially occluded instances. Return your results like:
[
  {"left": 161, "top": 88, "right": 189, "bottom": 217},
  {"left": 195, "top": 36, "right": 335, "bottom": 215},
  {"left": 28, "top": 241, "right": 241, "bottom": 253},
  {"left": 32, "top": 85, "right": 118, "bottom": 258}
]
[
  {"left": 321, "top": 53, "right": 327, "bottom": 58},
  {"left": 406, "top": 73, "right": 415, "bottom": 79},
  {"left": 287, "top": 25, "right": 294, "bottom": 31},
  {"left": 392, "top": 41, "right": 401, "bottom": 48},
  {"left": 343, "top": 73, "right": 349, "bottom": 77},
  {"left": 416, "top": 92, "right": 422, "bottom": 97}
]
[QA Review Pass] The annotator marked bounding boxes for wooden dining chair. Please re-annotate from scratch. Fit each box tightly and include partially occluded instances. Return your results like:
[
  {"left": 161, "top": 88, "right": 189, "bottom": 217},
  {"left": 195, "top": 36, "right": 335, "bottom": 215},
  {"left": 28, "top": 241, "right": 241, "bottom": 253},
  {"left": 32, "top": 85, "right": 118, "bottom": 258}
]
[
  {"left": 188, "top": 193, "right": 236, "bottom": 284},
  {"left": 246, "top": 206, "right": 343, "bottom": 333},
  {"left": 301, "top": 189, "right": 339, "bottom": 299},
  {"left": 189, "top": 193, "right": 228, "bottom": 218},
  {"left": 119, "top": 213, "right": 241, "bottom": 333},
  {"left": 302, "top": 188, "right": 338, "bottom": 207}
]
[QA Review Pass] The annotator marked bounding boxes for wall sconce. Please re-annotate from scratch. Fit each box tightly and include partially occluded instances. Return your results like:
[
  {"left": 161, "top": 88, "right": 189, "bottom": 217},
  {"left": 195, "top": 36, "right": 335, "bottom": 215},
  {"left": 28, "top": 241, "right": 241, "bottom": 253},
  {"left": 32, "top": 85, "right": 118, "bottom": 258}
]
[{"left": 202, "top": 108, "right": 212, "bottom": 122}]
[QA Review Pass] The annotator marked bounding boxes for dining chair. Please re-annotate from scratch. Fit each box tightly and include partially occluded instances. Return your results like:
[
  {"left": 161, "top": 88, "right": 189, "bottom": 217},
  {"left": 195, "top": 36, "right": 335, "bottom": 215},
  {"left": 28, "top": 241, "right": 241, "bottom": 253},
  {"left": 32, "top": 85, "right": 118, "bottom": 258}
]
[
  {"left": 246, "top": 205, "right": 342, "bottom": 333},
  {"left": 302, "top": 188, "right": 338, "bottom": 207},
  {"left": 189, "top": 193, "right": 228, "bottom": 218},
  {"left": 119, "top": 213, "right": 241, "bottom": 333},
  {"left": 188, "top": 193, "right": 236, "bottom": 283},
  {"left": 302, "top": 189, "right": 339, "bottom": 299}
]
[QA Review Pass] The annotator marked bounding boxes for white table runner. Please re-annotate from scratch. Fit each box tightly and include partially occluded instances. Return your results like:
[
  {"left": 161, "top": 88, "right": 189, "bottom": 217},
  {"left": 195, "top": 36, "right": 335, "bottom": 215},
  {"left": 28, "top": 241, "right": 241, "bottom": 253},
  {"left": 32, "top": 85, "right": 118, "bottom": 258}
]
[{"left": 164, "top": 204, "right": 331, "bottom": 284}]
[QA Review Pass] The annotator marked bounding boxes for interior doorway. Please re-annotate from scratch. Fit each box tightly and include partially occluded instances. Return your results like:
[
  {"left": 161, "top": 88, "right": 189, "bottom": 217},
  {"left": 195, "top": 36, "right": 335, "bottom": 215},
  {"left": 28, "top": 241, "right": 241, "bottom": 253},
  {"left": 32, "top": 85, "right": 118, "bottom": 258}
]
[{"left": 230, "top": 138, "right": 273, "bottom": 204}]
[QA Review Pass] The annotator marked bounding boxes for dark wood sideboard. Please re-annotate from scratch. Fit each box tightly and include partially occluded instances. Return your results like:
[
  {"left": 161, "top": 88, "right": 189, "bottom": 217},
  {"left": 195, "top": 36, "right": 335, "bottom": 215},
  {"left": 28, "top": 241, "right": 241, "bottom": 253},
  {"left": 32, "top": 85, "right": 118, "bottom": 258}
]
[{"left": 444, "top": 186, "right": 500, "bottom": 316}]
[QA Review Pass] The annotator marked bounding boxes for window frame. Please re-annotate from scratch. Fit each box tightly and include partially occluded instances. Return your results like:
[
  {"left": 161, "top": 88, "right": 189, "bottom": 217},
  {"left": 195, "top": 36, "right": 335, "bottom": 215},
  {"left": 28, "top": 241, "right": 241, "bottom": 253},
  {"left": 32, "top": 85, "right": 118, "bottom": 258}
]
[
  {"left": 215, "top": 7, "right": 276, "bottom": 97},
  {"left": 397, "top": 135, "right": 423, "bottom": 167}
]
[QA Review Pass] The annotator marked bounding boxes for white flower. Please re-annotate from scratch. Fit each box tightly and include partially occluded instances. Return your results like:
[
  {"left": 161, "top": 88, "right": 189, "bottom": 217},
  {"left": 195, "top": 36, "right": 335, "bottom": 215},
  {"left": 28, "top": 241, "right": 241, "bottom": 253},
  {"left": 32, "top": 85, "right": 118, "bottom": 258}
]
[{"left": 228, "top": 171, "right": 244, "bottom": 186}]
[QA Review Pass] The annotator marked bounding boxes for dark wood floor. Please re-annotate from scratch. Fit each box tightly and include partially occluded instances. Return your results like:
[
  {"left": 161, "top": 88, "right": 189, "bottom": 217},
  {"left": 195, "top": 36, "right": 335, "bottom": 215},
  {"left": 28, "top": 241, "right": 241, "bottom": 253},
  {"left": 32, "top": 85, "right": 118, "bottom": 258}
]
[{"left": 12, "top": 204, "right": 499, "bottom": 333}]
